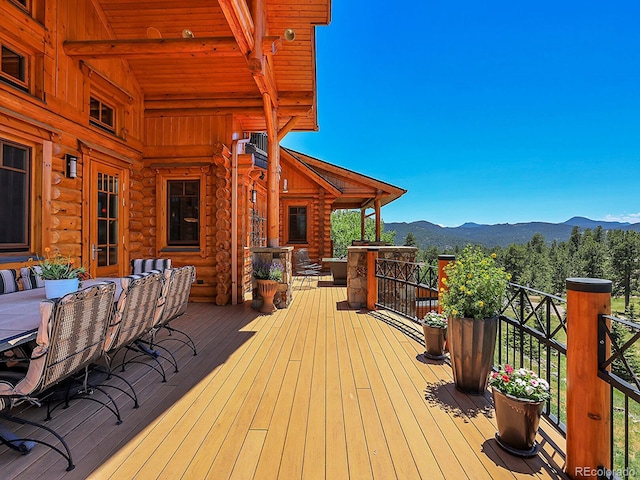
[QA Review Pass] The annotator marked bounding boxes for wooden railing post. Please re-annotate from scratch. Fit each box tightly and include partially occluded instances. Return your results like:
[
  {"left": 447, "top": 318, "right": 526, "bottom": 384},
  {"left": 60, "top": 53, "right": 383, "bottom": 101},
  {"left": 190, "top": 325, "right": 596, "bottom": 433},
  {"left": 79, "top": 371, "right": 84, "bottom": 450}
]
[
  {"left": 566, "top": 278, "right": 612, "bottom": 479},
  {"left": 366, "top": 248, "right": 379, "bottom": 310},
  {"left": 437, "top": 255, "right": 455, "bottom": 314}
]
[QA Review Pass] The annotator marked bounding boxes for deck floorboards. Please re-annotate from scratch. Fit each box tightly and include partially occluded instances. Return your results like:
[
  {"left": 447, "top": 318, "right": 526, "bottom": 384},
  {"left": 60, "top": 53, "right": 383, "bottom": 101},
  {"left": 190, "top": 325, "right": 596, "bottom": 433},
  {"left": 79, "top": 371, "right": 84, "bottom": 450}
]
[{"left": 0, "top": 277, "right": 567, "bottom": 479}]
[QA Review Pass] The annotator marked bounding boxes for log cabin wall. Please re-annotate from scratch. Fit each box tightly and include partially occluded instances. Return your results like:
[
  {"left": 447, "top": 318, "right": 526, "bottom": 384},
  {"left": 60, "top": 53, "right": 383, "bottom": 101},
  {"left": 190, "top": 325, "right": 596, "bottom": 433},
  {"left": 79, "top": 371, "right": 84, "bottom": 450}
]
[
  {"left": 141, "top": 115, "right": 235, "bottom": 303},
  {"left": 279, "top": 159, "right": 335, "bottom": 265},
  {"left": 0, "top": 0, "right": 143, "bottom": 273}
]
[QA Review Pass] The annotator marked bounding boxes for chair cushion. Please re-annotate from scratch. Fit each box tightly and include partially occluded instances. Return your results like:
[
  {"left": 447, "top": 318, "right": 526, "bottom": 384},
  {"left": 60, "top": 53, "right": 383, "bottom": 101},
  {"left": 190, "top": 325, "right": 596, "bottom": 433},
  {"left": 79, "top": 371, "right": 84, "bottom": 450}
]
[
  {"left": 131, "top": 258, "right": 172, "bottom": 274},
  {"left": 20, "top": 266, "right": 45, "bottom": 290},
  {"left": 0, "top": 269, "right": 19, "bottom": 295}
]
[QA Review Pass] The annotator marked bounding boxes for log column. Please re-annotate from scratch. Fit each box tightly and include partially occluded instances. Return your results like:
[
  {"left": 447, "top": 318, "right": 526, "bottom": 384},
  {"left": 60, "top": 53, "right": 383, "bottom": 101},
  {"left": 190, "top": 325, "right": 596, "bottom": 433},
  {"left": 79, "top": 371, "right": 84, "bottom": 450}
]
[{"left": 566, "top": 278, "right": 612, "bottom": 478}]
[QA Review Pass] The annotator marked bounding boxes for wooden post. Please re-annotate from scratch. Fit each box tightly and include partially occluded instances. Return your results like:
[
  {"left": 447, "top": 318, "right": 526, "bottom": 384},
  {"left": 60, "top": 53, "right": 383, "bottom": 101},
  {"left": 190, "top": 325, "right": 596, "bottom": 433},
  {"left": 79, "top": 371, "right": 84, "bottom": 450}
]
[
  {"left": 374, "top": 197, "right": 381, "bottom": 242},
  {"left": 360, "top": 208, "right": 366, "bottom": 241},
  {"left": 437, "top": 255, "right": 455, "bottom": 314},
  {"left": 366, "top": 248, "right": 379, "bottom": 310},
  {"left": 566, "top": 278, "right": 612, "bottom": 479},
  {"left": 264, "top": 92, "right": 279, "bottom": 247}
]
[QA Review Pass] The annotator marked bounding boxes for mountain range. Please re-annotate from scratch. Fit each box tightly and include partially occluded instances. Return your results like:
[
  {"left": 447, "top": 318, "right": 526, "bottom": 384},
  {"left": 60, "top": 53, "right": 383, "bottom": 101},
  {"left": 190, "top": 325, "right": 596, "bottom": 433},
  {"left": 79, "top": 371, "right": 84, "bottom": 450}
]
[{"left": 385, "top": 217, "right": 640, "bottom": 249}]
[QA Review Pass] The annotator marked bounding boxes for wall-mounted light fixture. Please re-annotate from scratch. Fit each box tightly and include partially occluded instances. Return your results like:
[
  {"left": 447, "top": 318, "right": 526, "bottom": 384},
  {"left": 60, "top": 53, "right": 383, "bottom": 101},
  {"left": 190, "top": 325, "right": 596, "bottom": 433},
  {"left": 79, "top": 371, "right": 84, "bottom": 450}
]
[
  {"left": 251, "top": 189, "right": 257, "bottom": 204},
  {"left": 284, "top": 29, "right": 296, "bottom": 42},
  {"left": 66, "top": 154, "right": 78, "bottom": 178},
  {"left": 283, "top": 179, "right": 288, "bottom": 193}
]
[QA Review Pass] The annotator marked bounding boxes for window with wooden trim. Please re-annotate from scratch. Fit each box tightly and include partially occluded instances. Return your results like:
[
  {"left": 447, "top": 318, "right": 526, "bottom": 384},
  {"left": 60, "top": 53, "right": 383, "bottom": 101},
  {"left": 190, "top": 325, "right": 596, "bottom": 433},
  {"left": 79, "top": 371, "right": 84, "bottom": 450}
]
[
  {"left": 9, "top": 0, "right": 29, "bottom": 12},
  {"left": 167, "top": 180, "right": 200, "bottom": 246},
  {"left": 0, "top": 139, "right": 30, "bottom": 252},
  {"left": 288, "top": 206, "right": 308, "bottom": 243},
  {"left": 0, "top": 44, "right": 28, "bottom": 91},
  {"left": 89, "top": 96, "right": 116, "bottom": 133}
]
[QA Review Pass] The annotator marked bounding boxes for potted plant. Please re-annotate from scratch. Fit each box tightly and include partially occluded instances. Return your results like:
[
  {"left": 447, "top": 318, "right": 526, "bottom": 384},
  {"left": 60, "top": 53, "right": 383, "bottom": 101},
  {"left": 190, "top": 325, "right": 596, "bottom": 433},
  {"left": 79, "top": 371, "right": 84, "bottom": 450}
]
[
  {"left": 420, "top": 311, "right": 447, "bottom": 359},
  {"left": 440, "top": 246, "right": 510, "bottom": 394},
  {"left": 34, "top": 247, "right": 86, "bottom": 299},
  {"left": 489, "top": 364, "right": 551, "bottom": 456},
  {"left": 253, "top": 259, "right": 284, "bottom": 314}
]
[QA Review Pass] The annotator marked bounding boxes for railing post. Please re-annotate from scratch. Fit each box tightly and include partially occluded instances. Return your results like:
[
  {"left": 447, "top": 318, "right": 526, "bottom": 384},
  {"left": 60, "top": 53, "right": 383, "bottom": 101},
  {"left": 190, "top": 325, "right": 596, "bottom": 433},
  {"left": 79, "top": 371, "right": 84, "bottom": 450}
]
[
  {"left": 437, "top": 255, "right": 455, "bottom": 314},
  {"left": 367, "top": 248, "right": 379, "bottom": 310},
  {"left": 566, "top": 278, "right": 612, "bottom": 479}
]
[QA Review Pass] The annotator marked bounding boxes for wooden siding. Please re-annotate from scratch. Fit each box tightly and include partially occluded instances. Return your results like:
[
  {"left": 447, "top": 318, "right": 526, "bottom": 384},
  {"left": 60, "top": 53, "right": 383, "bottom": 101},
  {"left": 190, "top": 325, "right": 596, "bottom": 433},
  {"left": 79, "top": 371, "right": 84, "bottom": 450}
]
[
  {"left": 137, "top": 117, "right": 236, "bottom": 303},
  {"left": 0, "top": 279, "right": 567, "bottom": 479}
]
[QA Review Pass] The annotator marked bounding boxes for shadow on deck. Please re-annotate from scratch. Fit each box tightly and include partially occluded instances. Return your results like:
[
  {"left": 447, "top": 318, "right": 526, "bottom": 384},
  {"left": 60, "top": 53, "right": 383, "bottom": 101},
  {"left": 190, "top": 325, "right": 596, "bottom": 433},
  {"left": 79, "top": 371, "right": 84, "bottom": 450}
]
[{"left": 0, "top": 276, "right": 567, "bottom": 479}]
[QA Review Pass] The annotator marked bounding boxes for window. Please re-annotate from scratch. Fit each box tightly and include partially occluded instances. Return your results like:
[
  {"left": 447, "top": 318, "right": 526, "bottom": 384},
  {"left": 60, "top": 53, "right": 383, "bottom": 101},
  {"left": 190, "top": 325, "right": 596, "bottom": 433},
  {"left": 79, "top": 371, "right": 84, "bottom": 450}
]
[
  {"left": 1, "top": 45, "right": 28, "bottom": 90},
  {"left": 0, "top": 139, "right": 30, "bottom": 252},
  {"left": 288, "top": 206, "right": 307, "bottom": 243},
  {"left": 89, "top": 96, "right": 115, "bottom": 133},
  {"left": 9, "top": 0, "right": 29, "bottom": 12},
  {"left": 167, "top": 180, "right": 200, "bottom": 246}
]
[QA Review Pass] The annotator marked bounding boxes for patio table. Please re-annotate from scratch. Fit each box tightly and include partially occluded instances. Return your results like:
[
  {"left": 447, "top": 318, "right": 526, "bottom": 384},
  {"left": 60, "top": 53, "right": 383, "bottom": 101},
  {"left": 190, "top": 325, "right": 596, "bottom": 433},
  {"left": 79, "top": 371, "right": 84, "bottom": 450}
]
[
  {"left": 0, "top": 278, "right": 121, "bottom": 453},
  {"left": 322, "top": 258, "right": 347, "bottom": 285},
  {"left": 0, "top": 279, "right": 123, "bottom": 354}
]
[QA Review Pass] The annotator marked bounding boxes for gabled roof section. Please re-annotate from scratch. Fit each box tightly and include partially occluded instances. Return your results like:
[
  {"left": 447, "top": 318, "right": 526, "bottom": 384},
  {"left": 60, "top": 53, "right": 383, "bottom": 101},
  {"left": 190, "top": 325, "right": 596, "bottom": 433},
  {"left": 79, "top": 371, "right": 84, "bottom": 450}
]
[{"left": 281, "top": 147, "right": 407, "bottom": 209}]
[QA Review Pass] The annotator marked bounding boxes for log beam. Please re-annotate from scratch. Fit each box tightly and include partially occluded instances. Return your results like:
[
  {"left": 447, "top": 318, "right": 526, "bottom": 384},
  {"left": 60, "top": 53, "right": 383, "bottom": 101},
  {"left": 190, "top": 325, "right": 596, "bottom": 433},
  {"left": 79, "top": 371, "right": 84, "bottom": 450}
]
[
  {"left": 63, "top": 37, "right": 242, "bottom": 60},
  {"left": 264, "top": 92, "right": 280, "bottom": 247},
  {"left": 278, "top": 116, "right": 301, "bottom": 141},
  {"left": 218, "top": 0, "right": 255, "bottom": 54},
  {"left": 144, "top": 92, "right": 312, "bottom": 110}
]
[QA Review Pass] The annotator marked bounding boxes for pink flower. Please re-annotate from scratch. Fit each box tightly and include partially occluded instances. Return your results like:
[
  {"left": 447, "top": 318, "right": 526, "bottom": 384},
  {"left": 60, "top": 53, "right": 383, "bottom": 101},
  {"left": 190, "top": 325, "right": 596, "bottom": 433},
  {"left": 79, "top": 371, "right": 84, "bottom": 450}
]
[{"left": 504, "top": 364, "right": 514, "bottom": 374}]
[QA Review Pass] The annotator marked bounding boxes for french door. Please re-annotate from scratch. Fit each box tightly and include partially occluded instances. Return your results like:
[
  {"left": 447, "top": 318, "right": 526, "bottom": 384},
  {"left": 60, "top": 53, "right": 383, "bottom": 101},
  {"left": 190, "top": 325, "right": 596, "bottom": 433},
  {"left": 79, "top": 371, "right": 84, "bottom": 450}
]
[{"left": 89, "top": 162, "right": 125, "bottom": 277}]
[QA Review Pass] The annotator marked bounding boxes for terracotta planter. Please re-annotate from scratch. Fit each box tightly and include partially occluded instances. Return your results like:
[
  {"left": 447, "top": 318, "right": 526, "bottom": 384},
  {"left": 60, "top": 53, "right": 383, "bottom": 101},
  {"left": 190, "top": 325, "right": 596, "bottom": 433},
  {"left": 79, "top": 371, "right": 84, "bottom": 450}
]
[
  {"left": 44, "top": 278, "right": 79, "bottom": 299},
  {"left": 257, "top": 279, "right": 279, "bottom": 314},
  {"left": 422, "top": 325, "right": 446, "bottom": 359},
  {"left": 492, "top": 389, "right": 543, "bottom": 457},
  {"left": 447, "top": 315, "right": 498, "bottom": 394}
]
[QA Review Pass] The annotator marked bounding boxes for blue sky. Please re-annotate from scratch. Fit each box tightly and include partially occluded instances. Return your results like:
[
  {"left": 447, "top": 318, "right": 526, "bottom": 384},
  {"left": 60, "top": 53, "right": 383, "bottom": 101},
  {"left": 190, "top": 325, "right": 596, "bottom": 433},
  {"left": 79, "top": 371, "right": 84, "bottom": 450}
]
[{"left": 281, "top": 1, "right": 640, "bottom": 227}]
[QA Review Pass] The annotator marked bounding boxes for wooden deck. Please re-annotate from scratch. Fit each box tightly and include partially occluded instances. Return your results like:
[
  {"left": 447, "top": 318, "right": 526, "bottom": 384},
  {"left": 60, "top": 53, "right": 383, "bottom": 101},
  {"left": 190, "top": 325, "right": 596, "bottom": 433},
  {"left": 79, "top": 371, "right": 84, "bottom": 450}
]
[{"left": 1, "top": 277, "right": 567, "bottom": 479}]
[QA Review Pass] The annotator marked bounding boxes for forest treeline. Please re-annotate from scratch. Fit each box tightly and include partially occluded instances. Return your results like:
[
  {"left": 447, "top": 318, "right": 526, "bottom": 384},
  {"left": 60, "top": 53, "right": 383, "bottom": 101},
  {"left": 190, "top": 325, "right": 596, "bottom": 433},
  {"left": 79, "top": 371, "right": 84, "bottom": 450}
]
[{"left": 404, "top": 226, "right": 640, "bottom": 309}]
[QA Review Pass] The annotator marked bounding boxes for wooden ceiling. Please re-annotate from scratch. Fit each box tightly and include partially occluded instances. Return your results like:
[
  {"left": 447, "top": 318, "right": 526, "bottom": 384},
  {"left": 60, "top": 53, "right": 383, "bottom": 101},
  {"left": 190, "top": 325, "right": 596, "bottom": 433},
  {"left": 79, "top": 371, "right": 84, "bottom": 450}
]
[{"left": 65, "top": 0, "right": 331, "bottom": 132}]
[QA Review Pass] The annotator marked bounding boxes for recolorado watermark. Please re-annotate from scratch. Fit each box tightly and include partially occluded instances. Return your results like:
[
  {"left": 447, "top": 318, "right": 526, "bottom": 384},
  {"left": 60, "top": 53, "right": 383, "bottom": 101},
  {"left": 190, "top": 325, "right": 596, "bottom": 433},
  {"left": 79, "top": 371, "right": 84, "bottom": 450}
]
[{"left": 574, "top": 466, "right": 636, "bottom": 478}]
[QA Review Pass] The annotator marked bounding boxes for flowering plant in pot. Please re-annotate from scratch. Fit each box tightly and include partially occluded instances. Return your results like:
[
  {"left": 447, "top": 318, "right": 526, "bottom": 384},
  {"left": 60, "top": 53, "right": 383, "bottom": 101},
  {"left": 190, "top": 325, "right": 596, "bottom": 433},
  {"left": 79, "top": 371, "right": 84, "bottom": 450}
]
[
  {"left": 253, "top": 259, "right": 284, "bottom": 313},
  {"left": 253, "top": 259, "right": 284, "bottom": 282},
  {"left": 440, "top": 246, "right": 510, "bottom": 393},
  {"left": 420, "top": 311, "right": 447, "bottom": 359},
  {"left": 34, "top": 248, "right": 87, "bottom": 299},
  {"left": 489, "top": 364, "right": 550, "bottom": 456}
]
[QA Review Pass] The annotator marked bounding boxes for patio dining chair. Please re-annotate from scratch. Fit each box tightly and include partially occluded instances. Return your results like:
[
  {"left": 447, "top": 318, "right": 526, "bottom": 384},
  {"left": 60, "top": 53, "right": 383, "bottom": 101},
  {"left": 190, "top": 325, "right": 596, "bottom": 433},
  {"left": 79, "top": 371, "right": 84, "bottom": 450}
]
[
  {"left": 293, "top": 250, "right": 320, "bottom": 290},
  {"left": 103, "top": 272, "right": 167, "bottom": 383},
  {"left": 297, "top": 248, "right": 322, "bottom": 271},
  {"left": 130, "top": 258, "right": 172, "bottom": 275},
  {"left": 147, "top": 265, "right": 197, "bottom": 363},
  {"left": 0, "top": 281, "right": 116, "bottom": 471}
]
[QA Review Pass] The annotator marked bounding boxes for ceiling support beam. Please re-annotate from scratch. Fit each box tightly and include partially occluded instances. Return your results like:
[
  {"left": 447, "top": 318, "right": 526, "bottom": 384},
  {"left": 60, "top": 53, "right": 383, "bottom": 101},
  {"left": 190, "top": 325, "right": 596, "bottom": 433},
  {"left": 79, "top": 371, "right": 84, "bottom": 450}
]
[
  {"left": 218, "top": 0, "right": 255, "bottom": 54},
  {"left": 247, "top": 0, "right": 279, "bottom": 108},
  {"left": 63, "top": 37, "right": 241, "bottom": 59},
  {"left": 278, "top": 116, "right": 301, "bottom": 142}
]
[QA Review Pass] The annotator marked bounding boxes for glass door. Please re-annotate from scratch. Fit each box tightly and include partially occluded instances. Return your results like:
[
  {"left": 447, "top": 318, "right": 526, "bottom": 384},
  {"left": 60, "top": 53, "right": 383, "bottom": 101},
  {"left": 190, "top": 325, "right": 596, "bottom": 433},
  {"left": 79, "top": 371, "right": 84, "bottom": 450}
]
[{"left": 90, "top": 162, "right": 123, "bottom": 277}]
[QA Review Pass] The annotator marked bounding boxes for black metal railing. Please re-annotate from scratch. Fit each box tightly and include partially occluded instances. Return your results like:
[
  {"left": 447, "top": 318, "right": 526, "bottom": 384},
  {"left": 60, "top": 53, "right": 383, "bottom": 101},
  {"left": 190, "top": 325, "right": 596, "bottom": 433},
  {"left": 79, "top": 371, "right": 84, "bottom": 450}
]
[
  {"left": 498, "top": 283, "right": 568, "bottom": 434},
  {"left": 598, "top": 314, "right": 640, "bottom": 479},
  {"left": 374, "top": 258, "right": 438, "bottom": 322}
]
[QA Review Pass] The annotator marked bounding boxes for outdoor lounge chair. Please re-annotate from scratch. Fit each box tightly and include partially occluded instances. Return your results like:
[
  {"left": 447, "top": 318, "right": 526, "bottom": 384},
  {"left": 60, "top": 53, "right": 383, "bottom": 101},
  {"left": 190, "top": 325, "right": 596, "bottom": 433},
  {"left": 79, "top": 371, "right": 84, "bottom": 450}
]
[{"left": 0, "top": 281, "right": 116, "bottom": 471}]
